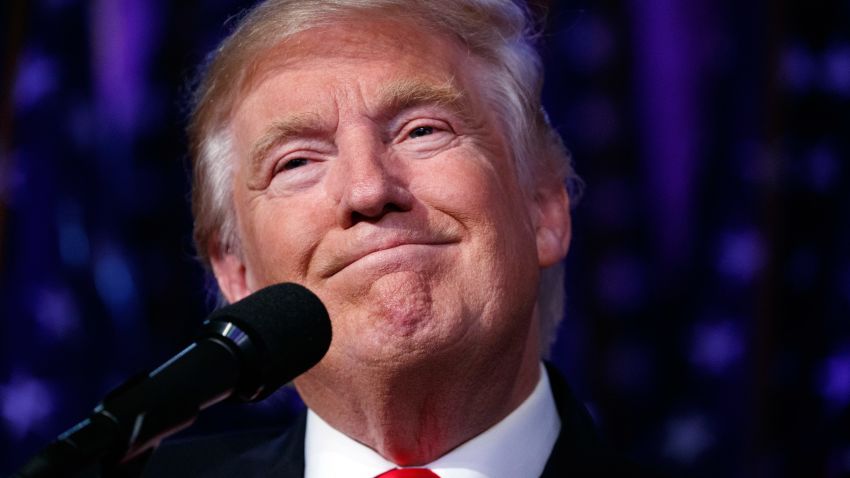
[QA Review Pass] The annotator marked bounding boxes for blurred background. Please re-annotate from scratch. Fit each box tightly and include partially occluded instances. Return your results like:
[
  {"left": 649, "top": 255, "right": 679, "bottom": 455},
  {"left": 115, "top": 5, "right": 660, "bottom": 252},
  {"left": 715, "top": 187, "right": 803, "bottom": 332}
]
[{"left": 1, "top": 0, "right": 848, "bottom": 476}]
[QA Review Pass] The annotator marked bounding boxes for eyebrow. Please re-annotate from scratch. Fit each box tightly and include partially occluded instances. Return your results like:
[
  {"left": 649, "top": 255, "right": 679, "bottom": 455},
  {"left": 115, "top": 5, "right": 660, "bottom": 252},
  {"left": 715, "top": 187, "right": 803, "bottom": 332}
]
[
  {"left": 248, "top": 113, "right": 326, "bottom": 179},
  {"left": 247, "top": 78, "right": 470, "bottom": 177},
  {"left": 375, "top": 78, "right": 468, "bottom": 119}
]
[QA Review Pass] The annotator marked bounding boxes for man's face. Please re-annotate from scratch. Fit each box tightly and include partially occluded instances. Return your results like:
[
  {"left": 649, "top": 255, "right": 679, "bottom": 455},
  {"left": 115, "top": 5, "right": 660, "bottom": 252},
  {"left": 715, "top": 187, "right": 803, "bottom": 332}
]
[{"left": 214, "top": 19, "right": 569, "bottom": 377}]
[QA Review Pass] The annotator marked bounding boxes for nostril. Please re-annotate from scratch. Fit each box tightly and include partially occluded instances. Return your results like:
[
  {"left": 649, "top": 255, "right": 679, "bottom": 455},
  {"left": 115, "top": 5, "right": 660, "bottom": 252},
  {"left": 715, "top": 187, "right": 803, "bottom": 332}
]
[{"left": 350, "top": 202, "right": 405, "bottom": 225}]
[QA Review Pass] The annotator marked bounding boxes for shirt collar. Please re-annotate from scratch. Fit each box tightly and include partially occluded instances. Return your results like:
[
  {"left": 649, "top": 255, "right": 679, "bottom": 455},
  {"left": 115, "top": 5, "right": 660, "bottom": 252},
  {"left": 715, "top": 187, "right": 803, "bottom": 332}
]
[{"left": 304, "top": 363, "right": 561, "bottom": 478}]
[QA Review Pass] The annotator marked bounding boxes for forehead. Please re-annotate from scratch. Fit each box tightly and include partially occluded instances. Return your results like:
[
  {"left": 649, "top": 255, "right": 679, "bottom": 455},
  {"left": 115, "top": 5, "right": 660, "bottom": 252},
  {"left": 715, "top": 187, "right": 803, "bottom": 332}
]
[
  {"left": 269, "top": 18, "right": 468, "bottom": 69},
  {"left": 233, "top": 18, "right": 481, "bottom": 118}
]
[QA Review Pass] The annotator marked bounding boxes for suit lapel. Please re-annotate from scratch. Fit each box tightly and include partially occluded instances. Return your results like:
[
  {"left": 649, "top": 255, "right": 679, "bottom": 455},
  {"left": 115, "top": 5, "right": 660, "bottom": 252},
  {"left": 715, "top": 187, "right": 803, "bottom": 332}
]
[
  {"left": 266, "top": 411, "right": 307, "bottom": 477},
  {"left": 540, "top": 363, "right": 608, "bottom": 477}
]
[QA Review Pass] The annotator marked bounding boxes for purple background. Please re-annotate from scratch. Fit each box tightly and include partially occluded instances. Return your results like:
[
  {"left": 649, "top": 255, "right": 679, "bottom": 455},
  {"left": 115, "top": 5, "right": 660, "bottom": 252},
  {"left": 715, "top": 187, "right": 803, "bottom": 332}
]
[{"left": 2, "top": 0, "right": 849, "bottom": 476}]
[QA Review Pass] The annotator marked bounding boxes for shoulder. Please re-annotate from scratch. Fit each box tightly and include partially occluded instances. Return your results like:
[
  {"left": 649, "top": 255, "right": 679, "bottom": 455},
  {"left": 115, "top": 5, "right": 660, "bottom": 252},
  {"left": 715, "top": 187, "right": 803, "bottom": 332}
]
[
  {"left": 141, "top": 413, "right": 306, "bottom": 477},
  {"left": 543, "top": 364, "right": 673, "bottom": 478}
]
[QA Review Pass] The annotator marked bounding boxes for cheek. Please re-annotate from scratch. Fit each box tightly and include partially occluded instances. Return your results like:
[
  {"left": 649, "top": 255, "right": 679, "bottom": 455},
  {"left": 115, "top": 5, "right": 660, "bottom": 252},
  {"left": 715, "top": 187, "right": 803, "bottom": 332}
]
[
  {"left": 414, "top": 154, "right": 538, "bottom": 291},
  {"left": 414, "top": 150, "right": 497, "bottom": 206},
  {"left": 240, "top": 198, "right": 328, "bottom": 284},
  {"left": 424, "top": 154, "right": 531, "bottom": 233}
]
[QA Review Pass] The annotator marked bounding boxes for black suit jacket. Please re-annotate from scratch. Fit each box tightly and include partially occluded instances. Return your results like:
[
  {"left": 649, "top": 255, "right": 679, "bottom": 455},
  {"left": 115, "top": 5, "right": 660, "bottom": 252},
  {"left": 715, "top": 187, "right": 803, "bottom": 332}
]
[{"left": 141, "top": 365, "right": 631, "bottom": 477}]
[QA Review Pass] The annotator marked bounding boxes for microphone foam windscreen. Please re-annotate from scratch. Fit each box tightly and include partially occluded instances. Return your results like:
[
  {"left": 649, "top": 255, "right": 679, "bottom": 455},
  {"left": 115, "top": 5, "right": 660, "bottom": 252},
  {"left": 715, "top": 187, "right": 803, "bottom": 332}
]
[{"left": 206, "top": 283, "right": 332, "bottom": 399}]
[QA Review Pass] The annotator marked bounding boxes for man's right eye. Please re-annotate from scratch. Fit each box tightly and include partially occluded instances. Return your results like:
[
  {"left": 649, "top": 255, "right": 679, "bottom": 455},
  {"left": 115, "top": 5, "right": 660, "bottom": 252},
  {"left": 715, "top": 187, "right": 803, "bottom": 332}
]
[{"left": 281, "top": 158, "right": 309, "bottom": 171}]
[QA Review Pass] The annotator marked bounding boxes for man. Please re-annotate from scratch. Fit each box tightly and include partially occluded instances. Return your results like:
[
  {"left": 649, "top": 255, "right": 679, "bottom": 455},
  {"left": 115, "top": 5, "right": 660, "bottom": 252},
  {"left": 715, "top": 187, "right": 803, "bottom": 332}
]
[{"left": 144, "top": 0, "right": 620, "bottom": 476}]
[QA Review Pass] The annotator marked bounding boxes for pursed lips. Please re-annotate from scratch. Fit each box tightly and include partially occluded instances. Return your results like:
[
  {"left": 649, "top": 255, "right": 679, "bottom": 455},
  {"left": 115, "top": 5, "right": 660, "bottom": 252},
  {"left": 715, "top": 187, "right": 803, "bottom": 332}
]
[{"left": 319, "top": 231, "right": 458, "bottom": 278}]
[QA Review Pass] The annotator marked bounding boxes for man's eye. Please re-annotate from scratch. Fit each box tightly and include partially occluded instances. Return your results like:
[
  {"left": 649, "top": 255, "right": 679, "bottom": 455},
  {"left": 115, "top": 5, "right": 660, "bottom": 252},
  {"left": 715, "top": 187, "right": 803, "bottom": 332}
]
[
  {"left": 408, "top": 126, "right": 434, "bottom": 139},
  {"left": 281, "top": 158, "right": 309, "bottom": 171}
]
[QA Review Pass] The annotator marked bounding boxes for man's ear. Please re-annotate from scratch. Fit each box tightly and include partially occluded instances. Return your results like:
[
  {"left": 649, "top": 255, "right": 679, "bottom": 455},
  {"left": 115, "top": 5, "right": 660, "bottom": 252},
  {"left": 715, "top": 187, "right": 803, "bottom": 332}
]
[
  {"left": 533, "top": 182, "right": 572, "bottom": 268},
  {"left": 209, "top": 239, "right": 252, "bottom": 304}
]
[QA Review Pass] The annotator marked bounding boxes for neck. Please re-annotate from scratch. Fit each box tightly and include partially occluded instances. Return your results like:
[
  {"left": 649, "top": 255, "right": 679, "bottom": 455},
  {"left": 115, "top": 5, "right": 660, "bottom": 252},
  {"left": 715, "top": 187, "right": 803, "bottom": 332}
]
[{"left": 295, "top": 326, "right": 541, "bottom": 465}]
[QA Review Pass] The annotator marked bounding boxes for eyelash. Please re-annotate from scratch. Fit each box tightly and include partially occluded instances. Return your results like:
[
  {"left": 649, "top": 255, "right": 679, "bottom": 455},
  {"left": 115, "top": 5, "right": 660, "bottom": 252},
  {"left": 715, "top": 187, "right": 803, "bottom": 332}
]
[
  {"left": 273, "top": 156, "right": 314, "bottom": 175},
  {"left": 408, "top": 125, "right": 434, "bottom": 138},
  {"left": 401, "top": 119, "right": 452, "bottom": 142},
  {"left": 281, "top": 158, "right": 309, "bottom": 170}
]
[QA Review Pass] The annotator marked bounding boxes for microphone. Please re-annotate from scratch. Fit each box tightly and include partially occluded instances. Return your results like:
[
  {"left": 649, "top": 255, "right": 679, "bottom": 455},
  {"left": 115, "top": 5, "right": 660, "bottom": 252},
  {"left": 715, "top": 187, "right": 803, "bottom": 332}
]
[{"left": 13, "top": 282, "right": 332, "bottom": 478}]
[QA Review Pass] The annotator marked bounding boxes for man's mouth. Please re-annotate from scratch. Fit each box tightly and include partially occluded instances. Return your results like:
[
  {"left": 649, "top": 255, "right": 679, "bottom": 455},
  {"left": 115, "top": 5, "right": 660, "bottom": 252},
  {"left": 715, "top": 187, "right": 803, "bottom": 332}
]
[{"left": 319, "top": 231, "right": 459, "bottom": 278}]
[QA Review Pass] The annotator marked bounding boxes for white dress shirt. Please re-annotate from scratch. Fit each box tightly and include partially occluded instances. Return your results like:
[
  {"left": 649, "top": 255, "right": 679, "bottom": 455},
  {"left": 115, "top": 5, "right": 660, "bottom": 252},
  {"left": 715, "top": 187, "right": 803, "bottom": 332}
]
[{"left": 304, "top": 363, "right": 561, "bottom": 478}]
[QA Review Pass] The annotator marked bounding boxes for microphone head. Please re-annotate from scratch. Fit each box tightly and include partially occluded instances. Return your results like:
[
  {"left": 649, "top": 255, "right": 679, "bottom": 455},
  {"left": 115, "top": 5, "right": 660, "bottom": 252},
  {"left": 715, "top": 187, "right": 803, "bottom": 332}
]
[{"left": 204, "top": 282, "right": 331, "bottom": 401}]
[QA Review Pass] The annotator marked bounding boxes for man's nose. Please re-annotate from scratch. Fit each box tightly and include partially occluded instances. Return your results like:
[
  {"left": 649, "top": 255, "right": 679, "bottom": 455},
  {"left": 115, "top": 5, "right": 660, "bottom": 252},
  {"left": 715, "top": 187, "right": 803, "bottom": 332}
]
[{"left": 329, "top": 131, "right": 414, "bottom": 228}]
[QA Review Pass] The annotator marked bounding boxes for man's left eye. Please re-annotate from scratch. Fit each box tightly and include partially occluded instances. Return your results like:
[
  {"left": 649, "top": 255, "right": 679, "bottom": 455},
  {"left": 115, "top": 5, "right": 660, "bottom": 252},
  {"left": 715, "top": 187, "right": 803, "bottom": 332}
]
[{"left": 408, "top": 126, "right": 434, "bottom": 138}]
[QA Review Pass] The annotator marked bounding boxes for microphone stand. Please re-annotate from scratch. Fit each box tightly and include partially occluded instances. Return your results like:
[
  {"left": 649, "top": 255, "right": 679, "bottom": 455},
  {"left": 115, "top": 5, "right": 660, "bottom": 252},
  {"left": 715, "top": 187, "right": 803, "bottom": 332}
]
[{"left": 11, "top": 333, "right": 243, "bottom": 478}]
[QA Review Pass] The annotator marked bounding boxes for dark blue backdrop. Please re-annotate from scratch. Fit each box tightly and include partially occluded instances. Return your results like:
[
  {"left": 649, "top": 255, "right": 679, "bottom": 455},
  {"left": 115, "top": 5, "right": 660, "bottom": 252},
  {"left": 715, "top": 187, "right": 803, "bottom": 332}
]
[{"left": 2, "top": 0, "right": 849, "bottom": 476}]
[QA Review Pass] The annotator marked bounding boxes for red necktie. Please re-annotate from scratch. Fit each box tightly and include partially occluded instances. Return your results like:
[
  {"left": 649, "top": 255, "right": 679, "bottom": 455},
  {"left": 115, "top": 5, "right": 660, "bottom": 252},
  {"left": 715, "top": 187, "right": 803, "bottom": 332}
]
[{"left": 374, "top": 468, "right": 441, "bottom": 478}]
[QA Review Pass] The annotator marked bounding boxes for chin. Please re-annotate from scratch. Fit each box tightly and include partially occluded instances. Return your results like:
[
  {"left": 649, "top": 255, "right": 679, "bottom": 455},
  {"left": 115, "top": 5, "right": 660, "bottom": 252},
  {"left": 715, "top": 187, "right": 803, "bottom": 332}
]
[{"left": 338, "top": 320, "right": 460, "bottom": 370}]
